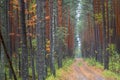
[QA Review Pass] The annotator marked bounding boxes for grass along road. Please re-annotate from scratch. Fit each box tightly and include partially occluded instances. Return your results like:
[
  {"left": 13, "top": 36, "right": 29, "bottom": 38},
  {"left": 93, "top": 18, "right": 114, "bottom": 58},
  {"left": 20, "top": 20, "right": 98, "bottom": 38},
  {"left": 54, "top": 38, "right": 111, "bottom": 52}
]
[{"left": 61, "top": 58, "right": 105, "bottom": 80}]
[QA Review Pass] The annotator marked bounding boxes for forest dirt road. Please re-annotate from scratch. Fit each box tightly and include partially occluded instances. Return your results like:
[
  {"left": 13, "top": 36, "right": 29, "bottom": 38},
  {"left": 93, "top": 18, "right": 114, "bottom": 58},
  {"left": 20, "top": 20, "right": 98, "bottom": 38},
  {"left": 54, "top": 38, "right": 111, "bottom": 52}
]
[{"left": 61, "top": 58, "right": 105, "bottom": 80}]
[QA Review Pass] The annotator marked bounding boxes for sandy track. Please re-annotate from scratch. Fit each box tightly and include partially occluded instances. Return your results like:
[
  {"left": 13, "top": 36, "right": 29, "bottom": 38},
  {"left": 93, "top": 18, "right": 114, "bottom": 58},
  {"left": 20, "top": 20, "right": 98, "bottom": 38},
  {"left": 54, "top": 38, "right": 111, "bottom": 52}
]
[{"left": 62, "top": 58, "right": 105, "bottom": 80}]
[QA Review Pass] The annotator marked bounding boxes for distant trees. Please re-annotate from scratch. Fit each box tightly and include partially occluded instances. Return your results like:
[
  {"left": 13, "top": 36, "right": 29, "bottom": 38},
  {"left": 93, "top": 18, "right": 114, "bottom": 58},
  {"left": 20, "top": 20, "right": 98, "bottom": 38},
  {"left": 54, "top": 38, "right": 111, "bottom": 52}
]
[{"left": 79, "top": 0, "right": 120, "bottom": 73}]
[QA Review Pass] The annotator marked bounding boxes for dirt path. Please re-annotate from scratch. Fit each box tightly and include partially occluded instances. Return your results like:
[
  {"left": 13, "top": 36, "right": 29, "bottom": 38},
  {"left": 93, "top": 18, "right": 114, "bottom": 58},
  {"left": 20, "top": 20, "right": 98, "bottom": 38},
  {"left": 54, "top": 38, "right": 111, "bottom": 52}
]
[{"left": 62, "top": 58, "right": 105, "bottom": 80}]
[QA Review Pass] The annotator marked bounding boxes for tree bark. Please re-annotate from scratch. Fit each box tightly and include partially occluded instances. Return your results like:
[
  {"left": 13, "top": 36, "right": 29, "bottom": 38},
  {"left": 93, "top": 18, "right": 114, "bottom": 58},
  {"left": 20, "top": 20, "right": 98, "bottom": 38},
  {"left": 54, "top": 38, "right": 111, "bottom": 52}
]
[
  {"left": 36, "top": 0, "right": 46, "bottom": 79},
  {"left": 19, "top": 0, "right": 29, "bottom": 79}
]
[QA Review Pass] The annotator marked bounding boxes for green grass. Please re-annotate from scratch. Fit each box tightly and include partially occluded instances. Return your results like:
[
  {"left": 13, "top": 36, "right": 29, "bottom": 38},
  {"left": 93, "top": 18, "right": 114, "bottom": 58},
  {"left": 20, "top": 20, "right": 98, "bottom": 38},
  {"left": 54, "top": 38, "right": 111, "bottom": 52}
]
[
  {"left": 3, "top": 58, "right": 74, "bottom": 80},
  {"left": 85, "top": 58, "right": 103, "bottom": 69},
  {"left": 46, "top": 58, "right": 74, "bottom": 80},
  {"left": 85, "top": 58, "right": 120, "bottom": 80},
  {"left": 103, "top": 70, "right": 120, "bottom": 80}
]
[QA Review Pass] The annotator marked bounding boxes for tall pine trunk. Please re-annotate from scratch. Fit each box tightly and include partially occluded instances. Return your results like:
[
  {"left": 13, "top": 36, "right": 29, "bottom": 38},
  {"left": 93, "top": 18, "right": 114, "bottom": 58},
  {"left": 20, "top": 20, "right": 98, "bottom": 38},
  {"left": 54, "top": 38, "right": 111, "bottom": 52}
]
[
  {"left": 50, "top": 0, "right": 56, "bottom": 76},
  {"left": 19, "top": 0, "right": 29, "bottom": 79},
  {"left": 36, "top": 0, "right": 46, "bottom": 79},
  {"left": 102, "top": 0, "right": 109, "bottom": 70}
]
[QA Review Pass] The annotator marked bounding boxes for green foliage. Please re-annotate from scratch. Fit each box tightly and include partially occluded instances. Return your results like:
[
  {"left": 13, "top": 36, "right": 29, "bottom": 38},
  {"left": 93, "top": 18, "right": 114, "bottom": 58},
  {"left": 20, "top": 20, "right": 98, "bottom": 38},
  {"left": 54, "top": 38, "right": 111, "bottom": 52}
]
[
  {"left": 103, "top": 70, "right": 120, "bottom": 80},
  {"left": 107, "top": 44, "right": 120, "bottom": 74},
  {"left": 86, "top": 58, "right": 120, "bottom": 80},
  {"left": 18, "top": 48, "right": 22, "bottom": 54},
  {"left": 55, "top": 27, "right": 68, "bottom": 44},
  {"left": 62, "top": 59, "right": 74, "bottom": 70},
  {"left": 46, "top": 58, "right": 74, "bottom": 80},
  {"left": 29, "top": 0, "right": 36, "bottom": 12},
  {"left": 32, "top": 39, "right": 37, "bottom": 50},
  {"left": 106, "top": 44, "right": 116, "bottom": 55},
  {"left": 86, "top": 58, "right": 96, "bottom": 66},
  {"left": 109, "top": 28, "right": 113, "bottom": 37},
  {"left": 85, "top": 58, "right": 103, "bottom": 69},
  {"left": 94, "top": 13, "right": 102, "bottom": 23}
]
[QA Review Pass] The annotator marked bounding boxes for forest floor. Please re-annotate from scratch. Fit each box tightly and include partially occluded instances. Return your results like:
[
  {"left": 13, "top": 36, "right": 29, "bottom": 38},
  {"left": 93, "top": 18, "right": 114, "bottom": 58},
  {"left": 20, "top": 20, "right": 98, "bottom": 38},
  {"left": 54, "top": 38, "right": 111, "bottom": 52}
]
[{"left": 60, "top": 58, "right": 106, "bottom": 80}]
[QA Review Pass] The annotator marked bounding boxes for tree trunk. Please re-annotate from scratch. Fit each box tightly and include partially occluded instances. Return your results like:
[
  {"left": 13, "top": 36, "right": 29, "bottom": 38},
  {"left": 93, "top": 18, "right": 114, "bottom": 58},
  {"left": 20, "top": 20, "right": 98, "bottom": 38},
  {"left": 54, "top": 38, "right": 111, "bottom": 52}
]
[
  {"left": 101, "top": 0, "right": 109, "bottom": 70},
  {"left": 36, "top": 0, "right": 46, "bottom": 79},
  {"left": 19, "top": 0, "right": 29, "bottom": 79},
  {"left": 49, "top": 0, "right": 56, "bottom": 76}
]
